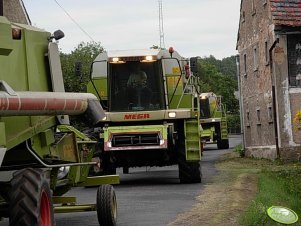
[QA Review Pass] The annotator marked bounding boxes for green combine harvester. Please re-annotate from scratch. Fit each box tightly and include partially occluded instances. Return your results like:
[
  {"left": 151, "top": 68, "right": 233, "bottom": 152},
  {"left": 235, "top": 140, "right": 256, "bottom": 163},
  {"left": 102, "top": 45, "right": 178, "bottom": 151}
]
[
  {"left": 0, "top": 16, "right": 119, "bottom": 226},
  {"left": 199, "top": 92, "right": 229, "bottom": 150},
  {"left": 85, "top": 47, "right": 202, "bottom": 183}
]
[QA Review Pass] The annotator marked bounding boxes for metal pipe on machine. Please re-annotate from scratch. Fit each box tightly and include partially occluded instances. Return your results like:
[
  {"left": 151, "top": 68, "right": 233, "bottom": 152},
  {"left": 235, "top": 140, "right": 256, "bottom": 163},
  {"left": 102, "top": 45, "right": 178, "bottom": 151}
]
[{"left": 0, "top": 81, "right": 105, "bottom": 125}]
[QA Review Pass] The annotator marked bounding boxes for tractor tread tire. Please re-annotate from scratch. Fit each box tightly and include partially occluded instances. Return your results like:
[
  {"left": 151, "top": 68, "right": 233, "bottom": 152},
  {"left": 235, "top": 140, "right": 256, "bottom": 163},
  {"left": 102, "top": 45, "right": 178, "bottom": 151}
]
[
  {"left": 178, "top": 158, "right": 202, "bottom": 183},
  {"left": 96, "top": 184, "right": 117, "bottom": 226},
  {"left": 9, "top": 168, "right": 54, "bottom": 226},
  {"left": 178, "top": 140, "right": 202, "bottom": 184},
  {"left": 217, "top": 139, "right": 229, "bottom": 149}
]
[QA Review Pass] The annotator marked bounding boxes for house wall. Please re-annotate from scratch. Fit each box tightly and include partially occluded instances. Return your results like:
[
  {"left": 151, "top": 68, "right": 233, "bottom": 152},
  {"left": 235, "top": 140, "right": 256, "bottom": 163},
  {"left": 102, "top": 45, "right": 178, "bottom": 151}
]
[
  {"left": 3, "top": 0, "right": 30, "bottom": 24},
  {"left": 237, "top": 0, "right": 277, "bottom": 159},
  {"left": 274, "top": 36, "right": 301, "bottom": 160},
  {"left": 237, "top": 0, "right": 301, "bottom": 160}
]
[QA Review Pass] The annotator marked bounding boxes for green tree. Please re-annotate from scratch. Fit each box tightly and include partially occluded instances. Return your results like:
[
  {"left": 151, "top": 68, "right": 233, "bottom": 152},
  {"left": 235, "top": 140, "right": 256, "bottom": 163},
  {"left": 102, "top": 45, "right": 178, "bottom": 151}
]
[
  {"left": 197, "top": 59, "right": 239, "bottom": 113},
  {"left": 60, "top": 41, "right": 104, "bottom": 92},
  {"left": 200, "top": 55, "right": 237, "bottom": 80},
  {"left": 220, "top": 56, "right": 237, "bottom": 80}
]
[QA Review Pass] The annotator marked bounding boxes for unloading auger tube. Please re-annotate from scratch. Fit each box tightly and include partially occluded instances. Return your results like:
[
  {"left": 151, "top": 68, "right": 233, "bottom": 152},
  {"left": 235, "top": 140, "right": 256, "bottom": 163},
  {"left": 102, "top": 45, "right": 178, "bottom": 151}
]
[{"left": 0, "top": 80, "right": 104, "bottom": 125}]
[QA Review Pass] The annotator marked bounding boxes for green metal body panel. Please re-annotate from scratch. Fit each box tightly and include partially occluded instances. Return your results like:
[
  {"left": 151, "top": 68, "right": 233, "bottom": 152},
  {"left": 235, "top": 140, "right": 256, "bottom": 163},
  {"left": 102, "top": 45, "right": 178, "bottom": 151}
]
[
  {"left": 53, "top": 196, "right": 98, "bottom": 214},
  {"left": 3, "top": 116, "right": 57, "bottom": 150},
  {"left": 78, "top": 175, "right": 120, "bottom": 187},
  {"left": 169, "top": 94, "right": 193, "bottom": 109},
  {"left": 0, "top": 122, "right": 6, "bottom": 147},
  {"left": 166, "top": 75, "right": 183, "bottom": 95},
  {"left": 0, "top": 17, "right": 13, "bottom": 56},
  {"left": 0, "top": 17, "right": 54, "bottom": 151},
  {"left": 201, "top": 127, "right": 215, "bottom": 140},
  {"left": 31, "top": 132, "right": 79, "bottom": 163},
  {"left": 87, "top": 78, "right": 107, "bottom": 100},
  {"left": 54, "top": 204, "right": 96, "bottom": 213}
]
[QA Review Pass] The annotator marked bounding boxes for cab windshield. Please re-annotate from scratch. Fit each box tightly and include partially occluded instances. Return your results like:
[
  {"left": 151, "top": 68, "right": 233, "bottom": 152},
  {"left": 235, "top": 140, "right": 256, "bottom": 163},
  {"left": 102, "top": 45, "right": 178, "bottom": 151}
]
[{"left": 109, "top": 61, "right": 165, "bottom": 112}]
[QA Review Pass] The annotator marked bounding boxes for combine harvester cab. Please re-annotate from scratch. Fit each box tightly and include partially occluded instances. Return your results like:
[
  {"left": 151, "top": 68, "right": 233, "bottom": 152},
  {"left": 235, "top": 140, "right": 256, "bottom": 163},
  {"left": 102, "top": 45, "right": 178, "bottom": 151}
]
[
  {"left": 87, "top": 47, "right": 202, "bottom": 183},
  {"left": 199, "top": 92, "right": 229, "bottom": 150},
  {"left": 0, "top": 16, "right": 118, "bottom": 226}
]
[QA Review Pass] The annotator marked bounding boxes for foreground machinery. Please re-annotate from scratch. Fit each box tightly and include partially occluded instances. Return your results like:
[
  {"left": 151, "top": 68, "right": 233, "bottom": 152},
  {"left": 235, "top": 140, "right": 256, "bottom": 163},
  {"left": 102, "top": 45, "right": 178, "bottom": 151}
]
[
  {"left": 0, "top": 16, "right": 119, "bottom": 226},
  {"left": 199, "top": 92, "right": 229, "bottom": 150},
  {"left": 86, "top": 48, "right": 202, "bottom": 183}
]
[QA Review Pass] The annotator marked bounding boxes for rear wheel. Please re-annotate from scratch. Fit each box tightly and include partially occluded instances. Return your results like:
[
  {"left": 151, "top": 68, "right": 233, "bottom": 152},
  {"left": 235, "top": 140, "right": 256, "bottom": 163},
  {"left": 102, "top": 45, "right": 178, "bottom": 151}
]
[
  {"left": 9, "top": 168, "right": 54, "bottom": 226},
  {"left": 96, "top": 184, "right": 117, "bottom": 226},
  {"left": 217, "top": 139, "right": 229, "bottom": 149}
]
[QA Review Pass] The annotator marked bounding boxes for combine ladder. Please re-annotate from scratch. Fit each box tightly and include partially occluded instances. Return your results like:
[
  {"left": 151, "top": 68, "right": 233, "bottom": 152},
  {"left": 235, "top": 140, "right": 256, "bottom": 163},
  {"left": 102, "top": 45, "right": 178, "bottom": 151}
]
[{"left": 184, "top": 118, "right": 201, "bottom": 161}]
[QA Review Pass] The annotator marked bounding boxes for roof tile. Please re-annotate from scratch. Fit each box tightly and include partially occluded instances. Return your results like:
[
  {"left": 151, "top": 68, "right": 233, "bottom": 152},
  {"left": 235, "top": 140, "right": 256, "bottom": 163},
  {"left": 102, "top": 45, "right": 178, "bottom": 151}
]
[{"left": 270, "top": 0, "right": 301, "bottom": 26}]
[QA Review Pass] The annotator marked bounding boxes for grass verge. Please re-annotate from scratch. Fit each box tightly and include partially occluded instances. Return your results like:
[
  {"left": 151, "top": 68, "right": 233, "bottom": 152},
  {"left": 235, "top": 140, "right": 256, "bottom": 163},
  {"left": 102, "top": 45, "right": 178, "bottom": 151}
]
[
  {"left": 169, "top": 149, "right": 301, "bottom": 226},
  {"left": 240, "top": 164, "right": 301, "bottom": 225}
]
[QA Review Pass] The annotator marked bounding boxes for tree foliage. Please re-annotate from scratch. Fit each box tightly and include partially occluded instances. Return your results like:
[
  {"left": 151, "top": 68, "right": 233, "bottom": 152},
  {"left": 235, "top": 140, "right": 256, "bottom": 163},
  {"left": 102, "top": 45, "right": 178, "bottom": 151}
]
[
  {"left": 197, "top": 56, "right": 239, "bottom": 113},
  {"left": 200, "top": 55, "right": 237, "bottom": 80},
  {"left": 60, "top": 41, "right": 104, "bottom": 92}
]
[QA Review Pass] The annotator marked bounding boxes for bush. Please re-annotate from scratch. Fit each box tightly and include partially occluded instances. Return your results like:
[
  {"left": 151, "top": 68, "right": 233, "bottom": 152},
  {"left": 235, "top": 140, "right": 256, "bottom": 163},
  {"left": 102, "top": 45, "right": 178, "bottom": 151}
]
[{"left": 227, "top": 114, "right": 241, "bottom": 134}]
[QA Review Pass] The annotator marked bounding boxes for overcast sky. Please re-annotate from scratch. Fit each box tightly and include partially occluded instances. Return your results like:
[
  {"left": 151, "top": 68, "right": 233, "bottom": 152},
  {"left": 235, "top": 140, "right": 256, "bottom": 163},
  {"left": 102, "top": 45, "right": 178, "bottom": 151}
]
[{"left": 23, "top": 0, "right": 241, "bottom": 59}]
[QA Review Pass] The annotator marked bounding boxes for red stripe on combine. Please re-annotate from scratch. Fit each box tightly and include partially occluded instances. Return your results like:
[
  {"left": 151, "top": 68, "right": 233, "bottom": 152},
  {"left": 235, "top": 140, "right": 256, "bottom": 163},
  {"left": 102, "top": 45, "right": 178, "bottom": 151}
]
[
  {"left": 46, "top": 98, "right": 66, "bottom": 111},
  {"left": 21, "top": 98, "right": 46, "bottom": 110},
  {"left": 7, "top": 97, "right": 20, "bottom": 110},
  {"left": 0, "top": 97, "right": 9, "bottom": 110}
]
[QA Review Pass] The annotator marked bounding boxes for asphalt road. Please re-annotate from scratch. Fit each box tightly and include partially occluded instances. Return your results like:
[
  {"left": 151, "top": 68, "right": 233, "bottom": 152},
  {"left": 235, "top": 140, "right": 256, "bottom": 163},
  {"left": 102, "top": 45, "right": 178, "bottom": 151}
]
[{"left": 0, "top": 135, "right": 242, "bottom": 226}]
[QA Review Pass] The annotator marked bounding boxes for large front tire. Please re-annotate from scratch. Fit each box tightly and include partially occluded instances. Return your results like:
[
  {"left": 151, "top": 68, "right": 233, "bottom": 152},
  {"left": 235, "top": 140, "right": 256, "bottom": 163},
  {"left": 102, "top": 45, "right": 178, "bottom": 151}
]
[
  {"left": 96, "top": 184, "right": 117, "bottom": 226},
  {"left": 178, "top": 141, "right": 202, "bottom": 184},
  {"left": 9, "top": 168, "right": 54, "bottom": 226},
  {"left": 178, "top": 160, "right": 202, "bottom": 184}
]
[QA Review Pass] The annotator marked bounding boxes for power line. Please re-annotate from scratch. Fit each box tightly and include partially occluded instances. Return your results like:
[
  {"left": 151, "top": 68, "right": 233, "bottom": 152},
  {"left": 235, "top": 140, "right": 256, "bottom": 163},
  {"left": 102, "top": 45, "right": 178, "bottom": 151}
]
[{"left": 53, "top": 0, "right": 95, "bottom": 42}]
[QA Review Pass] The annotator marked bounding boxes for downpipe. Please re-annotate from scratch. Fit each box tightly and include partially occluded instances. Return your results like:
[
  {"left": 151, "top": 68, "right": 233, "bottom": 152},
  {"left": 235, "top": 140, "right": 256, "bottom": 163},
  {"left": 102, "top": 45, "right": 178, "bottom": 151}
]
[
  {"left": 269, "top": 38, "right": 280, "bottom": 159},
  {"left": 235, "top": 55, "right": 245, "bottom": 151}
]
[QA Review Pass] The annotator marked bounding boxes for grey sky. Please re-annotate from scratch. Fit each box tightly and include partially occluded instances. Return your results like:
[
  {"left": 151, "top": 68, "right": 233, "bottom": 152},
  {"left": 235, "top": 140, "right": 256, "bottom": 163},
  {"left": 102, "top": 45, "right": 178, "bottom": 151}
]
[{"left": 23, "top": 0, "right": 241, "bottom": 59}]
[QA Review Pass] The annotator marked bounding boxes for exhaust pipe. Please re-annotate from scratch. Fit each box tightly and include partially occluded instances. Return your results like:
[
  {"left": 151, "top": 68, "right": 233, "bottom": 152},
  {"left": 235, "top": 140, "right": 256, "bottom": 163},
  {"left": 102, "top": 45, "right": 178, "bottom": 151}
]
[{"left": 0, "top": 81, "right": 105, "bottom": 125}]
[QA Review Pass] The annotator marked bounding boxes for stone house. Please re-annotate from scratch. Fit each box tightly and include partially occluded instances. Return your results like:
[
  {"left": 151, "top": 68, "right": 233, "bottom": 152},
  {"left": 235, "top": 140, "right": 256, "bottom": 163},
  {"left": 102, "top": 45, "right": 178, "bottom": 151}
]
[
  {"left": 236, "top": 0, "right": 301, "bottom": 160},
  {"left": 1, "top": 0, "right": 30, "bottom": 24}
]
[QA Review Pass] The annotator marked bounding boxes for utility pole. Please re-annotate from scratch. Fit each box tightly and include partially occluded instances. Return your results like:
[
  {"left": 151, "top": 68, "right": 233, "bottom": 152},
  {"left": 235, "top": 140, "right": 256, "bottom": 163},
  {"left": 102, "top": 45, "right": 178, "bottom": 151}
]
[{"left": 158, "top": 0, "right": 165, "bottom": 49}]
